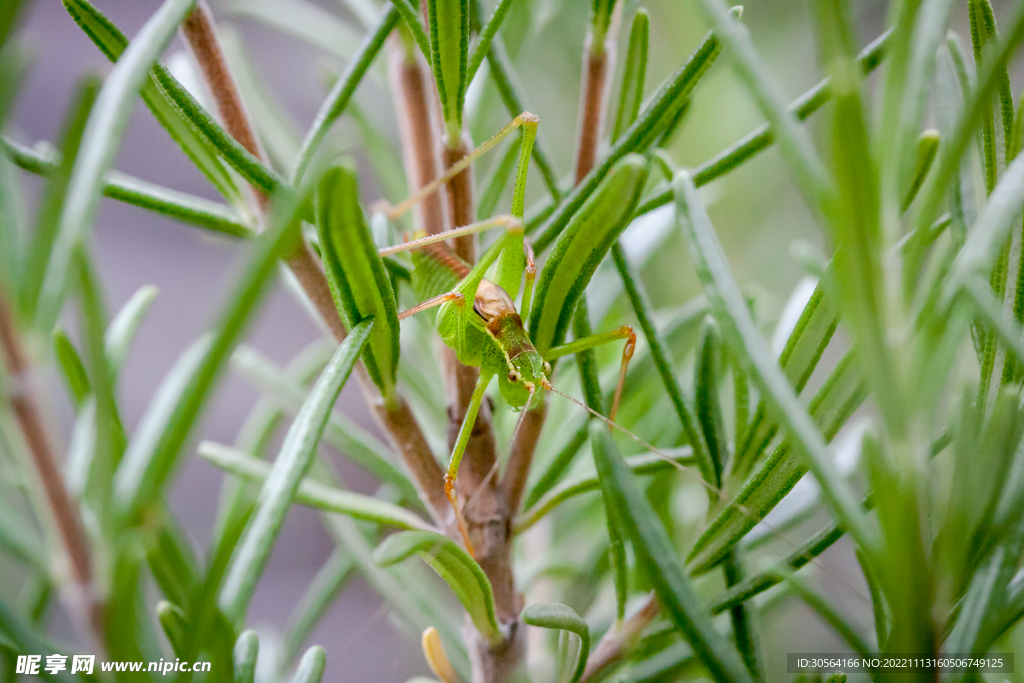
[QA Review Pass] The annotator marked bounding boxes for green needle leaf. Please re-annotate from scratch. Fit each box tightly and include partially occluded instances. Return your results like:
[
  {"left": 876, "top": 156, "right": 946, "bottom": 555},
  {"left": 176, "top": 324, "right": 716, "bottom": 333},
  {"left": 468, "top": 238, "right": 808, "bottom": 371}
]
[
  {"left": 611, "top": 9, "right": 649, "bottom": 143},
  {"left": 520, "top": 603, "right": 590, "bottom": 683},
  {"left": 105, "top": 284, "right": 158, "bottom": 381},
  {"left": 219, "top": 320, "right": 374, "bottom": 622},
  {"left": 589, "top": 422, "right": 755, "bottom": 683},
  {"left": 234, "top": 630, "right": 259, "bottom": 683},
  {"left": 529, "top": 154, "right": 648, "bottom": 355},
  {"left": 198, "top": 440, "right": 431, "bottom": 531},
  {"left": 291, "top": 646, "right": 327, "bottom": 683},
  {"left": 53, "top": 328, "right": 90, "bottom": 408},
  {"left": 689, "top": 350, "right": 865, "bottom": 574},
  {"left": 21, "top": 75, "right": 98, "bottom": 318},
  {"left": 427, "top": 0, "right": 470, "bottom": 140},
  {"left": 3, "top": 136, "right": 252, "bottom": 236},
  {"left": 315, "top": 162, "right": 401, "bottom": 398},
  {"left": 532, "top": 18, "right": 726, "bottom": 251},
  {"left": 373, "top": 530, "right": 504, "bottom": 646},
  {"left": 156, "top": 600, "right": 188, "bottom": 656}
]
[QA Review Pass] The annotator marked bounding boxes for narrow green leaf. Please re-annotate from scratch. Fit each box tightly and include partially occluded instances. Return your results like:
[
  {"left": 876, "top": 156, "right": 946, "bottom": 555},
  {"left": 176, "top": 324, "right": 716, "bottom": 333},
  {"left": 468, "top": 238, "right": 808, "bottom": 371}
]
[
  {"left": 610, "top": 243, "right": 712, "bottom": 486},
  {"left": 291, "top": 7, "right": 400, "bottom": 185},
  {"left": 733, "top": 274, "right": 837, "bottom": 480},
  {"left": 374, "top": 530, "right": 504, "bottom": 646},
  {"left": 465, "top": 0, "right": 514, "bottom": 83},
  {"left": 709, "top": 520, "right": 846, "bottom": 614},
  {"left": 3, "top": 136, "right": 252, "bottom": 236},
  {"left": 529, "top": 154, "right": 648, "bottom": 355},
  {"left": 75, "top": 248, "right": 123, "bottom": 536},
  {"left": 219, "top": 320, "right": 374, "bottom": 622},
  {"left": 948, "top": 152, "right": 1024, "bottom": 300},
  {"left": 611, "top": 9, "right": 649, "bottom": 143},
  {"left": 151, "top": 63, "right": 284, "bottom": 195},
  {"left": 198, "top": 440, "right": 431, "bottom": 531},
  {"left": 427, "top": 0, "right": 470, "bottom": 139},
  {"left": 21, "top": 75, "right": 99, "bottom": 317},
  {"left": 52, "top": 328, "right": 90, "bottom": 408},
  {"left": 589, "top": 423, "right": 755, "bottom": 683},
  {"left": 37, "top": 0, "right": 201, "bottom": 331},
  {"left": 695, "top": 318, "right": 727, "bottom": 487},
  {"left": 389, "top": 0, "right": 431, "bottom": 62},
  {"left": 104, "top": 284, "right": 158, "bottom": 381},
  {"left": 315, "top": 162, "right": 400, "bottom": 397},
  {"left": 230, "top": 345, "right": 421, "bottom": 506},
  {"left": 156, "top": 601, "right": 188, "bottom": 656},
  {"left": 908, "top": 2, "right": 1024, "bottom": 248},
  {"left": 520, "top": 603, "right": 590, "bottom": 683},
  {"left": 689, "top": 350, "right": 866, "bottom": 574},
  {"left": 114, "top": 187, "right": 303, "bottom": 520},
  {"left": 291, "top": 646, "right": 327, "bottom": 683},
  {"left": 234, "top": 630, "right": 259, "bottom": 683},
  {"left": 675, "top": 170, "right": 872, "bottom": 553},
  {"left": 0, "top": 598, "right": 80, "bottom": 683},
  {"left": 902, "top": 129, "right": 940, "bottom": 212},
  {"left": 773, "top": 573, "right": 872, "bottom": 657},
  {"left": 533, "top": 22, "right": 725, "bottom": 251},
  {"left": 721, "top": 552, "right": 762, "bottom": 680},
  {"left": 62, "top": 0, "right": 244, "bottom": 205},
  {"left": 516, "top": 449, "right": 695, "bottom": 534},
  {"left": 572, "top": 298, "right": 605, "bottom": 413}
]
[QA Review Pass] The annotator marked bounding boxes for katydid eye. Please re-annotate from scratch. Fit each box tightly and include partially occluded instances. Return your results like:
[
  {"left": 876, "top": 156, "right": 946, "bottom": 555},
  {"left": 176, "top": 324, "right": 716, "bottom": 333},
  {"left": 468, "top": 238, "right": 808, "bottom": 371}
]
[
  {"left": 542, "top": 361, "right": 552, "bottom": 375},
  {"left": 508, "top": 371, "right": 521, "bottom": 383}
]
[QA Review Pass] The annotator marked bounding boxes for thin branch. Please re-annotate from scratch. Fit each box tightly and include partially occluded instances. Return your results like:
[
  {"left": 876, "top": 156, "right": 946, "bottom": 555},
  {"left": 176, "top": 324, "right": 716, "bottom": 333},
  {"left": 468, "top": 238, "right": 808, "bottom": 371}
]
[
  {"left": 180, "top": 2, "right": 445, "bottom": 511},
  {"left": 443, "top": 140, "right": 477, "bottom": 264},
  {"left": 180, "top": 1, "right": 267, "bottom": 165},
  {"left": 500, "top": 401, "right": 546, "bottom": 516},
  {"left": 388, "top": 38, "right": 448, "bottom": 237},
  {"left": 0, "top": 286, "right": 101, "bottom": 637},
  {"left": 579, "top": 593, "right": 660, "bottom": 683},
  {"left": 573, "top": 8, "right": 620, "bottom": 183}
]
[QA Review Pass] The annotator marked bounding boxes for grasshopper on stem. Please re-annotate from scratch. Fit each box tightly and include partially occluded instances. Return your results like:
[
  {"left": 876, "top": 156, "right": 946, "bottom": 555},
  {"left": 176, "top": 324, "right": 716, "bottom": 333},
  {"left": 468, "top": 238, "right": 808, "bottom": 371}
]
[{"left": 376, "top": 112, "right": 636, "bottom": 554}]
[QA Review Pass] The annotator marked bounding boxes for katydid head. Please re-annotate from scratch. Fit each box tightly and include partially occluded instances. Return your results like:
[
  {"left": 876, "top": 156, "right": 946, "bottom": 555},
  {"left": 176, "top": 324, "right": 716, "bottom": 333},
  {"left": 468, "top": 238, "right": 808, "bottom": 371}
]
[{"left": 497, "top": 350, "right": 551, "bottom": 409}]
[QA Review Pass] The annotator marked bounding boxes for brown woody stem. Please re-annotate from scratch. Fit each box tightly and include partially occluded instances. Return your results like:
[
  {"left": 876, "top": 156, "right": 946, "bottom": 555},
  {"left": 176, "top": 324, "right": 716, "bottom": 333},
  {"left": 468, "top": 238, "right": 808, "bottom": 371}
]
[{"left": 181, "top": 3, "right": 445, "bottom": 513}]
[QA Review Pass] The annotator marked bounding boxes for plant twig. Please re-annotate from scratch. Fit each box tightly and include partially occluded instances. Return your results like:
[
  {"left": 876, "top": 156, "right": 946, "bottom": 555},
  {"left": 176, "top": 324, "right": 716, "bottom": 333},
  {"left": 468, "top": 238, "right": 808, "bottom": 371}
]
[
  {"left": 573, "top": 6, "right": 620, "bottom": 183},
  {"left": 500, "top": 401, "right": 546, "bottom": 516},
  {"left": 388, "top": 39, "right": 448, "bottom": 238},
  {"left": 579, "top": 592, "right": 660, "bottom": 682},
  {"left": 180, "top": 1, "right": 445, "bottom": 513},
  {"left": 0, "top": 286, "right": 101, "bottom": 637}
]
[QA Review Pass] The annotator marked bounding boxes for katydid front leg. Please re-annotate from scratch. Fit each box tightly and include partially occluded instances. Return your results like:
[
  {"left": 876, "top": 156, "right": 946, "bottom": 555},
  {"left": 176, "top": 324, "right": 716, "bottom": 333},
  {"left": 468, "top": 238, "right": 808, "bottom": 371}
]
[
  {"left": 545, "top": 325, "right": 637, "bottom": 422},
  {"left": 444, "top": 368, "right": 495, "bottom": 557}
]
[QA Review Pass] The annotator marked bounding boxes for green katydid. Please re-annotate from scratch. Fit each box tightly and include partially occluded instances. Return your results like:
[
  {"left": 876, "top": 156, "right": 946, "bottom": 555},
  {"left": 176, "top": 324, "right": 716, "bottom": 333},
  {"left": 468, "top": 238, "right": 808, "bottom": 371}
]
[{"left": 375, "top": 112, "right": 646, "bottom": 553}]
